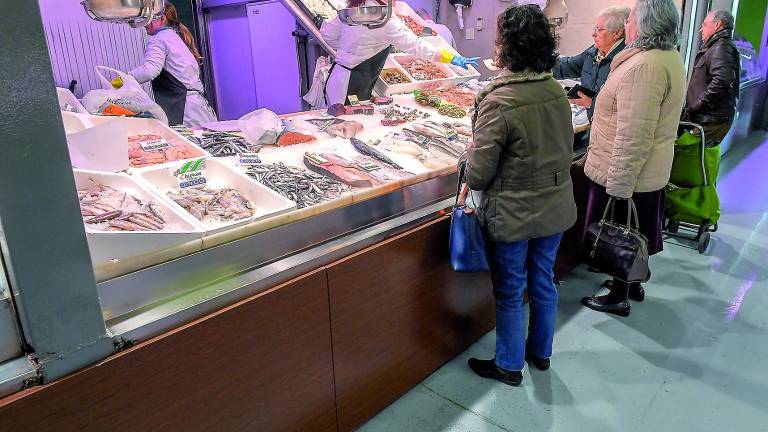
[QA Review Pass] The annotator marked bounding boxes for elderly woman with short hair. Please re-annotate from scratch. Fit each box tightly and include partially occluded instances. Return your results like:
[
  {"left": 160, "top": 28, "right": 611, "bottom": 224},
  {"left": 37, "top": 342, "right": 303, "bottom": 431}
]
[
  {"left": 464, "top": 4, "right": 576, "bottom": 387},
  {"left": 553, "top": 6, "right": 630, "bottom": 119},
  {"left": 580, "top": 0, "right": 686, "bottom": 317}
]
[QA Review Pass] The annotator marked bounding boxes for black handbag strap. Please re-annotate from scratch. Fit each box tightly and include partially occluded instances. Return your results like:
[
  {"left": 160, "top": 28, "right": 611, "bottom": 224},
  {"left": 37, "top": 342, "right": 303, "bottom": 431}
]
[
  {"left": 590, "top": 197, "right": 640, "bottom": 259},
  {"left": 455, "top": 160, "right": 466, "bottom": 207},
  {"left": 599, "top": 197, "right": 640, "bottom": 230}
]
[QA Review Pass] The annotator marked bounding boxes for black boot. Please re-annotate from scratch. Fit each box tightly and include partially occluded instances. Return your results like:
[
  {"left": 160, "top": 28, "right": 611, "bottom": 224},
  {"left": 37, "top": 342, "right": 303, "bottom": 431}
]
[
  {"left": 468, "top": 358, "right": 523, "bottom": 386},
  {"left": 581, "top": 279, "right": 631, "bottom": 317},
  {"left": 602, "top": 280, "right": 645, "bottom": 302},
  {"left": 525, "top": 353, "right": 550, "bottom": 371}
]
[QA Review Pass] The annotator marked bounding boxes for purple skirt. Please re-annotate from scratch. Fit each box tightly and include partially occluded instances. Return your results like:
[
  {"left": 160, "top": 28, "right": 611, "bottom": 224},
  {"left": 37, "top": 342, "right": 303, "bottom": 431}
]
[{"left": 581, "top": 179, "right": 665, "bottom": 256}]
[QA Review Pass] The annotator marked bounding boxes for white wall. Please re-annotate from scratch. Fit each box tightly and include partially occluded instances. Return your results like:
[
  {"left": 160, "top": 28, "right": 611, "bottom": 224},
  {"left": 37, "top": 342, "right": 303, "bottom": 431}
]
[
  {"left": 558, "top": 0, "right": 637, "bottom": 56},
  {"left": 437, "top": 0, "right": 684, "bottom": 77}
]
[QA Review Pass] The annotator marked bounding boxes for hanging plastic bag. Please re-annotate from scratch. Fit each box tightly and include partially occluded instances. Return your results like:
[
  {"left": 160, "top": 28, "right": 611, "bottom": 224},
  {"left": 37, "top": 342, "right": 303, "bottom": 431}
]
[
  {"left": 303, "top": 56, "right": 331, "bottom": 109},
  {"left": 81, "top": 66, "right": 169, "bottom": 124},
  {"left": 238, "top": 108, "right": 285, "bottom": 145}
]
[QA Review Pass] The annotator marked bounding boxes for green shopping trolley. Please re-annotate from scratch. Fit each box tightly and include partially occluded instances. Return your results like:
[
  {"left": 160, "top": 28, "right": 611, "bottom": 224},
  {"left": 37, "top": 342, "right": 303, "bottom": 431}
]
[{"left": 664, "top": 121, "right": 721, "bottom": 253}]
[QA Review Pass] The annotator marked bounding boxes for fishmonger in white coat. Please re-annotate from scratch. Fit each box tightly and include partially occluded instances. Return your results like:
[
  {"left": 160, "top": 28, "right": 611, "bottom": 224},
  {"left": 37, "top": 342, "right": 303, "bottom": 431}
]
[
  {"left": 320, "top": 0, "right": 479, "bottom": 106},
  {"left": 129, "top": 2, "right": 217, "bottom": 127}
]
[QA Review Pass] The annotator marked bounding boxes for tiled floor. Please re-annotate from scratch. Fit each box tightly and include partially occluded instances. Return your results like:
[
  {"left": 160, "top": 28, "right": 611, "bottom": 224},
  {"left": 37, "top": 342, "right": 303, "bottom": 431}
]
[{"left": 359, "top": 133, "right": 768, "bottom": 432}]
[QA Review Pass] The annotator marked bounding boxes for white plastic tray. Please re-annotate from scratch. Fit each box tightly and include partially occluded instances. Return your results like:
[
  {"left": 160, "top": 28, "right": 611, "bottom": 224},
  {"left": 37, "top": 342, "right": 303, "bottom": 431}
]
[
  {"left": 423, "top": 36, "right": 481, "bottom": 80},
  {"left": 87, "top": 116, "right": 210, "bottom": 171},
  {"left": 133, "top": 158, "right": 297, "bottom": 234},
  {"left": 73, "top": 169, "right": 204, "bottom": 269},
  {"left": 393, "top": 2, "right": 429, "bottom": 36},
  {"left": 64, "top": 113, "right": 130, "bottom": 173},
  {"left": 375, "top": 52, "right": 479, "bottom": 96}
]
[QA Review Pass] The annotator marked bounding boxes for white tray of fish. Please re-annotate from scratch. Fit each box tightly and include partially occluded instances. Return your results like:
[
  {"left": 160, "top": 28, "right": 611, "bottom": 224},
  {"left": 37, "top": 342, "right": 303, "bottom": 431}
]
[
  {"left": 375, "top": 52, "right": 479, "bottom": 96},
  {"left": 74, "top": 169, "right": 204, "bottom": 269},
  {"left": 133, "top": 158, "right": 297, "bottom": 235},
  {"left": 86, "top": 116, "right": 210, "bottom": 171}
]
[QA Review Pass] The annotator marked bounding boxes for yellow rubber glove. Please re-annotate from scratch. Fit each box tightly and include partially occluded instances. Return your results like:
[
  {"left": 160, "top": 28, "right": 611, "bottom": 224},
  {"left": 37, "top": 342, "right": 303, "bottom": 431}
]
[
  {"left": 110, "top": 76, "right": 124, "bottom": 89},
  {"left": 440, "top": 49, "right": 480, "bottom": 69},
  {"left": 440, "top": 49, "right": 455, "bottom": 64}
]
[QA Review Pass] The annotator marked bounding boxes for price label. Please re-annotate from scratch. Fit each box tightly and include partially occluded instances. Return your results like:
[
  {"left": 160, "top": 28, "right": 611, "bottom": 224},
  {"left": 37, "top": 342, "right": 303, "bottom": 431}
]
[
  {"left": 177, "top": 170, "right": 207, "bottom": 189},
  {"left": 238, "top": 152, "right": 262, "bottom": 166},
  {"left": 173, "top": 158, "right": 207, "bottom": 189},
  {"left": 140, "top": 138, "right": 171, "bottom": 152},
  {"left": 358, "top": 161, "right": 380, "bottom": 172}
]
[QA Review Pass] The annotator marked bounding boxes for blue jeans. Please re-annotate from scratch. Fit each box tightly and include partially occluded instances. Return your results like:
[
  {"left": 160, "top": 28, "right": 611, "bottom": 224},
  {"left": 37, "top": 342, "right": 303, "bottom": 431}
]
[{"left": 489, "top": 233, "right": 563, "bottom": 371}]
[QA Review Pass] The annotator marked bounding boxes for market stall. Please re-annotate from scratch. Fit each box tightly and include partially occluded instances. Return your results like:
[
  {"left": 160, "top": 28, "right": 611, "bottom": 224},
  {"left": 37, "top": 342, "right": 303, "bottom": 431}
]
[{"left": 1, "top": 1, "right": 585, "bottom": 429}]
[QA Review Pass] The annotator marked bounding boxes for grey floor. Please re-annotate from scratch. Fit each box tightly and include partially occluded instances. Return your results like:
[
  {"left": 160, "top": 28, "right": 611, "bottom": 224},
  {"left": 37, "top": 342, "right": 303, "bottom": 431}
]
[{"left": 359, "top": 133, "right": 768, "bottom": 432}]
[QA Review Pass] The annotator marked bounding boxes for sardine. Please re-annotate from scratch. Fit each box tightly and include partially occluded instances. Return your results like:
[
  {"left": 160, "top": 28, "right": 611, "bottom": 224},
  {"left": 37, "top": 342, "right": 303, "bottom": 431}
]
[{"left": 86, "top": 210, "right": 123, "bottom": 223}]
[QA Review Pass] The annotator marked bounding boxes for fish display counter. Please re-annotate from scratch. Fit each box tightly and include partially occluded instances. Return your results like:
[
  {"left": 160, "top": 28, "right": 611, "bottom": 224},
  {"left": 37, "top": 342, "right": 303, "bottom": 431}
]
[
  {"left": 61, "top": 85, "right": 588, "bottom": 335},
  {"left": 13, "top": 84, "right": 587, "bottom": 432},
  {"left": 61, "top": 93, "right": 467, "bottom": 327}
]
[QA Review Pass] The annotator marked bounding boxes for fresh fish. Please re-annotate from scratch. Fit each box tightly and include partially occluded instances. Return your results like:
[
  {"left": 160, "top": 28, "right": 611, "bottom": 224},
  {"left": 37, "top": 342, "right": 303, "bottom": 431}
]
[
  {"left": 167, "top": 187, "right": 255, "bottom": 225},
  {"left": 245, "top": 163, "right": 348, "bottom": 209},
  {"left": 85, "top": 210, "right": 123, "bottom": 224},
  {"left": 303, "top": 152, "right": 376, "bottom": 188},
  {"left": 350, "top": 138, "right": 403, "bottom": 170},
  {"left": 412, "top": 122, "right": 448, "bottom": 139},
  {"left": 77, "top": 181, "right": 167, "bottom": 231}
]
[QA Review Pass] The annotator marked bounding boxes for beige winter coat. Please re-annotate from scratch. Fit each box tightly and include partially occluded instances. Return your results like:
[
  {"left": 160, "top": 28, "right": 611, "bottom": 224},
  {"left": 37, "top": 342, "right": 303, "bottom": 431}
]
[{"left": 584, "top": 47, "right": 686, "bottom": 198}]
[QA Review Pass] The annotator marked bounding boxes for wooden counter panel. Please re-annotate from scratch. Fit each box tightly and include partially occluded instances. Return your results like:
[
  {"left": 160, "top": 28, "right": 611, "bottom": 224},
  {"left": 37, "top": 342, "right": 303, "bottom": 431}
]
[
  {"left": 327, "top": 216, "right": 495, "bottom": 431},
  {"left": 0, "top": 269, "right": 336, "bottom": 432}
]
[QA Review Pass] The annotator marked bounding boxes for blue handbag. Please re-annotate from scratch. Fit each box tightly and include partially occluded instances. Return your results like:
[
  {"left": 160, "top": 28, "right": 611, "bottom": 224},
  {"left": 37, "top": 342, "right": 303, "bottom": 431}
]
[{"left": 449, "top": 162, "right": 490, "bottom": 272}]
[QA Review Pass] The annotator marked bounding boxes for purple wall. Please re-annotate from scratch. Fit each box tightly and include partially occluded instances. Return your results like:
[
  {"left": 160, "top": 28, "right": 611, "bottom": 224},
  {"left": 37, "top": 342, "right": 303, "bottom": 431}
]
[{"left": 207, "top": 4, "right": 259, "bottom": 120}]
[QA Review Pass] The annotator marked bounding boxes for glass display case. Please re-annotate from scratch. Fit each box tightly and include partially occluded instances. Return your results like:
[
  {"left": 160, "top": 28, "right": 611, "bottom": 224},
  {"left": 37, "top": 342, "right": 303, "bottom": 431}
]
[{"left": 734, "top": 38, "right": 766, "bottom": 86}]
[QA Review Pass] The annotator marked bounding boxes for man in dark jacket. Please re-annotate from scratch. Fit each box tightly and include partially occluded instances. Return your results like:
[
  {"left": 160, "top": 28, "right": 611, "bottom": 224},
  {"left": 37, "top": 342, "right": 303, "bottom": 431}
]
[
  {"left": 553, "top": 6, "right": 629, "bottom": 121},
  {"left": 684, "top": 10, "right": 740, "bottom": 144}
]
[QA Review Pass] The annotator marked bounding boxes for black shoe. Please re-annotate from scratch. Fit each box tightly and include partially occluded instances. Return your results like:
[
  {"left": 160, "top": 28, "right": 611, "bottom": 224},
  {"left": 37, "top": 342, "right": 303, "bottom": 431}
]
[
  {"left": 525, "top": 353, "right": 550, "bottom": 371},
  {"left": 602, "top": 280, "right": 645, "bottom": 302},
  {"left": 468, "top": 358, "right": 523, "bottom": 387},
  {"left": 581, "top": 295, "right": 631, "bottom": 317}
]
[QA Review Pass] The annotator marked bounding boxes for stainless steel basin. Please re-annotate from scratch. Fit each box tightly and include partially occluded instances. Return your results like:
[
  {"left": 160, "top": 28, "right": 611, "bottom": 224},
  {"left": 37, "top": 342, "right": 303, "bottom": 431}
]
[
  {"left": 337, "top": 0, "right": 392, "bottom": 29},
  {"left": 81, "top": 0, "right": 165, "bottom": 27}
]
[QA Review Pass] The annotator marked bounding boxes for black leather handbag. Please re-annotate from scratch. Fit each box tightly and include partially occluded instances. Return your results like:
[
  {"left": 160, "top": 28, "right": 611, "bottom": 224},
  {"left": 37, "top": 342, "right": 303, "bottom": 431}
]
[{"left": 583, "top": 197, "right": 651, "bottom": 283}]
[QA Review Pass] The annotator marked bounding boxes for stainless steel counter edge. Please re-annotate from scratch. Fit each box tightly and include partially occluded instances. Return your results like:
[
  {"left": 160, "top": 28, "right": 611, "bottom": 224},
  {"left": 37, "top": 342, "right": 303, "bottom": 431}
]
[
  {"left": 98, "top": 172, "right": 455, "bottom": 322},
  {"left": 0, "top": 356, "right": 38, "bottom": 400},
  {"left": 107, "top": 198, "right": 454, "bottom": 343}
]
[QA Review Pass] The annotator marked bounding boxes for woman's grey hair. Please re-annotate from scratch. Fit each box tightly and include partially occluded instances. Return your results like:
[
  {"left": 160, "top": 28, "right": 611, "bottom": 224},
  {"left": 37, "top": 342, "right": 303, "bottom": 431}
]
[
  {"left": 710, "top": 10, "right": 735, "bottom": 31},
  {"left": 598, "top": 6, "right": 631, "bottom": 33},
  {"left": 629, "top": 0, "right": 681, "bottom": 50}
]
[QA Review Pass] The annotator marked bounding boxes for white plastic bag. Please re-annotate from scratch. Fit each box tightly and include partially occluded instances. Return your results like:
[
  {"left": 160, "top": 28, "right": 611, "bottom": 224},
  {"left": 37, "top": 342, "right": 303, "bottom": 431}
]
[
  {"left": 81, "top": 66, "right": 169, "bottom": 124},
  {"left": 238, "top": 109, "right": 284, "bottom": 145},
  {"left": 302, "top": 56, "right": 331, "bottom": 109}
]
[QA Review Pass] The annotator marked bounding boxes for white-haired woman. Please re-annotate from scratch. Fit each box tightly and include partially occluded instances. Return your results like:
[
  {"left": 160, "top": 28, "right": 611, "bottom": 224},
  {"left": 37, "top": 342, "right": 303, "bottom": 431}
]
[
  {"left": 553, "top": 6, "right": 630, "bottom": 120},
  {"left": 580, "top": 0, "right": 686, "bottom": 317}
]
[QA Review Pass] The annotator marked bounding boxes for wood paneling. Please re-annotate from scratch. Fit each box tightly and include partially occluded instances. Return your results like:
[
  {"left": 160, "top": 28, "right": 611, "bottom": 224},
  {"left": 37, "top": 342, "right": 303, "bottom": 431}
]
[
  {"left": 0, "top": 269, "right": 336, "bottom": 432},
  {"left": 327, "top": 217, "right": 496, "bottom": 432}
]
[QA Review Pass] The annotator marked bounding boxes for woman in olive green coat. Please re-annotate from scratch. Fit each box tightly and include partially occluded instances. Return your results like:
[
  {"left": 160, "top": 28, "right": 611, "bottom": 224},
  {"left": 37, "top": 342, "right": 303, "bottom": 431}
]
[{"left": 464, "top": 5, "right": 576, "bottom": 387}]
